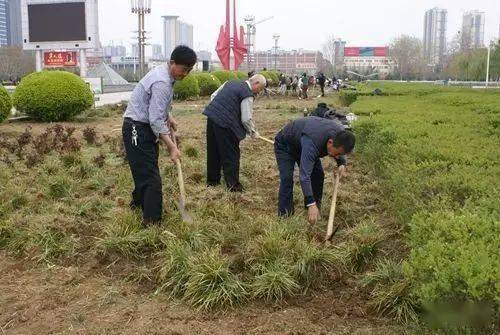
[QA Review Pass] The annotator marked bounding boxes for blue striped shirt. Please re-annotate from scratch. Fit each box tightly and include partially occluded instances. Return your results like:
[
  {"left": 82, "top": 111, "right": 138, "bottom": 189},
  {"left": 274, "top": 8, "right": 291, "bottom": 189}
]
[{"left": 123, "top": 65, "right": 174, "bottom": 138}]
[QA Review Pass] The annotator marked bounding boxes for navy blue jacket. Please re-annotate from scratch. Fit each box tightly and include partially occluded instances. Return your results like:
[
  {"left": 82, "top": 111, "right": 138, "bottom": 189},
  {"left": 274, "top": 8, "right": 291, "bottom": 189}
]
[
  {"left": 203, "top": 80, "right": 253, "bottom": 141},
  {"left": 279, "top": 117, "right": 347, "bottom": 203}
]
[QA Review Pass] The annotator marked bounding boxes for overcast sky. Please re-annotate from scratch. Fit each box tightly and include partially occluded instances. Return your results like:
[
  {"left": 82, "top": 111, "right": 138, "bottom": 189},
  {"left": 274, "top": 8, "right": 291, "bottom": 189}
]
[{"left": 98, "top": 0, "right": 500, "bottom": 55}]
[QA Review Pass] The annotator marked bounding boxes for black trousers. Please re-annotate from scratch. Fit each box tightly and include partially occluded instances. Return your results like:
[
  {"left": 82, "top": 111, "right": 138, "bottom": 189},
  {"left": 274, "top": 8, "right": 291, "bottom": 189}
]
[
  {"left": 274, "top": 134, "right": 324, "bottom": 217},
  {"left": 206, "top": 118, "right": 242, "bottom": 190},
  {"left": 122, "top": 118, "right": 163, "bottom": 222},
  {"left": 320, "top": 84, "right": 325, "bottom": 97}
]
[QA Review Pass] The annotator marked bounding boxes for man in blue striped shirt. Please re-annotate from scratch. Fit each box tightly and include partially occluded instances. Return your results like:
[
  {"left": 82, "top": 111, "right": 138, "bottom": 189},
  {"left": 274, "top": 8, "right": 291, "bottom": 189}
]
[{"left": 122, "top": 45, "right": 197, "bottom": 225}]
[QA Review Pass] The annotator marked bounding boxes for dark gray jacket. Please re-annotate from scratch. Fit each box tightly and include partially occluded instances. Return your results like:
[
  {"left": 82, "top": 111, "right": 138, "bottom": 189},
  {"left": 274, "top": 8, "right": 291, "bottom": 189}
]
[{"left": 203, "top": 80, "right": 253, "bottom": 141}]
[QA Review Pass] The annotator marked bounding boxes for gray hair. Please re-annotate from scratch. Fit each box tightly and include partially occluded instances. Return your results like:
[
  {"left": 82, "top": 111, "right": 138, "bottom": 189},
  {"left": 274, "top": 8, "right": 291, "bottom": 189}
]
[{"left": 249, "top": 74, "right": 267, "bottom": 87}]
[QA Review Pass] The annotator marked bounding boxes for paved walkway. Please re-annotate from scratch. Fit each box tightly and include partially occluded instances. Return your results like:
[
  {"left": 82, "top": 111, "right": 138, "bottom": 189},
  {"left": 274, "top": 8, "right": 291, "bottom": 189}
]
[{"left": 95, "top": 91, "right": 132, "bottom": 107}]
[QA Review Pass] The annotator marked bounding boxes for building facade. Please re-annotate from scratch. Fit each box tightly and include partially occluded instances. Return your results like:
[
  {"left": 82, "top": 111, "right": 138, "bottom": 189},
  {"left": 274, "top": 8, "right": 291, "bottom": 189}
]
[
  {"left": 0, "top": 0, "right": 7, "bottom": 46},
  {"left": 461, "top": 10, "right": 485, "bottom": 49},
  {"left": 423, "top": 7, "right": 447, "bottom": 67},
  {"left": 342, "top": 47, "right": 395, "bottom": 77},
  {"left": 162, "top": 15, "right": 193, "bottom": 59},
  {"left": 242, "top": 50, "right": 325, "bottom": 75},
  {"left": 103, "top": 45, "right": 126, "bottom": 58},
  {"left": 7, "top": 0, "right": 22, "bottom": 46},
  {"left": 151, "top": 44, "right": 163, "bottom": 59}
]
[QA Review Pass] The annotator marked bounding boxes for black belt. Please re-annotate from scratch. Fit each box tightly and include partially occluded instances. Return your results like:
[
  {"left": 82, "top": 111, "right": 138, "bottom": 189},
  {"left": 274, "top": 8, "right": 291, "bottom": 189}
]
[{"left": 124, "top": 117, "right": 149, "bottom": 126}]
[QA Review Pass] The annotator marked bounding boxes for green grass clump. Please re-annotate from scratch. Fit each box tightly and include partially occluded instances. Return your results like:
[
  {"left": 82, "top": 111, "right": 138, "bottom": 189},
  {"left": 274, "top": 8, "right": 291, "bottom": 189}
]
[
  {"left": 361, "top": 259, "right": 418, "bottom": 324},
  {"left": 97, "top": 211, "right": 161, "bottom": 259},
  {"left": 157, "top": 240, "right": 193, "bottom": 297},
  {"left": 184, "top": 248, "right": 248, "bottom": 310},
  {"left": 251, "top": 260, "right": 300, "bottom": 302}
]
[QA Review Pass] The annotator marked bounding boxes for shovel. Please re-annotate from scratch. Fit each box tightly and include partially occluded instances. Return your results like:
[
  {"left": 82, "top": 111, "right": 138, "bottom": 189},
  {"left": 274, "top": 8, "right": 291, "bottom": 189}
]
[
  {"left": 325, "top": 168, "right": 341, "bottom": 243},
  {"left": 170, "top": 132, "right": 193, "bottom": 223},
  {"left": 258, "top": 135, "right": 275, "bottom": 145}
]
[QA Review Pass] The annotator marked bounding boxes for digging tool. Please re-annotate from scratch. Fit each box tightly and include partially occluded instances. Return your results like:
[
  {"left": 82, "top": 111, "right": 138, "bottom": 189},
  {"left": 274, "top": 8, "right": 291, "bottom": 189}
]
[
  {"left": 170, "top": 132, "right": 193, "bottom": 223},
  {"left": 325, "top": 167, "right": 341, "bottom": 243},
  {"left": 258, "top": 135, "right": 275, "bottom": 145}
]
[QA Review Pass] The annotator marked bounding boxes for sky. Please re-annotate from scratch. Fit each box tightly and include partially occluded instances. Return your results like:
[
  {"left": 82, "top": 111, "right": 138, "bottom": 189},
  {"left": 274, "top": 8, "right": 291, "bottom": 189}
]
[{"left": 98, "top": 0, "right": 500, "bottom": 55}]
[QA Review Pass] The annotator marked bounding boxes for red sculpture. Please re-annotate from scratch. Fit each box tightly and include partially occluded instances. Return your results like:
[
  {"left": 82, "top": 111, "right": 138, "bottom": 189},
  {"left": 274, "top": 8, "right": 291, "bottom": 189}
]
[{"left": 216, "top": 0, "right": 247, "bottom": 70}]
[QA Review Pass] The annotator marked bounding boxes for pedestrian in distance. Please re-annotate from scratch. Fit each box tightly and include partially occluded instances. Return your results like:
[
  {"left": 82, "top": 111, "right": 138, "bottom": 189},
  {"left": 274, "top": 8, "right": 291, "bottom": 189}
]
[{"left": 122, "top": 45, "right": 197, "bottom": 225}]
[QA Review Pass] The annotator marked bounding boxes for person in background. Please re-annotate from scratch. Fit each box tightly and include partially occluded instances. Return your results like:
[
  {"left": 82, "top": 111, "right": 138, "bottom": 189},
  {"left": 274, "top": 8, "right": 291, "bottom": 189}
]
[
  {"left": 317, "top": 72, "right": 326, "bottom": 97},
  {"left": 299, "top": 73, "right": 309, "bottom": 99},
  {"left": 122, "top": 45, "right": 197, "bottom": 225},
  {"left": 203, "top": 74, "right": 267, "bottom": 192},
  {"left": 279, "top": 74, "right": 287, "bottom": 95}
]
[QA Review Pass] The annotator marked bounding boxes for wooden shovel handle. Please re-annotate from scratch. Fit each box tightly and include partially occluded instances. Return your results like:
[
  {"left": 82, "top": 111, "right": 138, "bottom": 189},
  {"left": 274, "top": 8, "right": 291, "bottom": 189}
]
[
  {"left": 258, "top": 135, "right": 275, "bottom": 144},
  {"left": 325, "top": 171, "right": 341, "bottom": 241},
  {"left": 171, "top": 132, "right": 187, "bottom": 206}
]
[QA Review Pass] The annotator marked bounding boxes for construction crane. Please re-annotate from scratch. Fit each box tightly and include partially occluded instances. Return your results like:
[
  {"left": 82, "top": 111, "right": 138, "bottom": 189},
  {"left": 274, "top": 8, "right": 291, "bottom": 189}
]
[{"left": 244, "top": 15, "right": 273, "bottom": 71}]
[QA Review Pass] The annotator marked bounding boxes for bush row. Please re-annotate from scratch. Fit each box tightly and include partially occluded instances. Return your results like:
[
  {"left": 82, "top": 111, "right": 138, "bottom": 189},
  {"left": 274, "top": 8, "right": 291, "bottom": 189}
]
[
  {"left": 0, "top": 85, "right": 11, "bottom": 123},
  {"left": 353, "top": 87, "right": 499, "bottom": 332}
]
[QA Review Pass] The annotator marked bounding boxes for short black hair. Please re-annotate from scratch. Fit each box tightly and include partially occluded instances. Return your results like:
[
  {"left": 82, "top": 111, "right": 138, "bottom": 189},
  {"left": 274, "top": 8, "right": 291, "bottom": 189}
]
[
  {"left": 332, "top": 130, "right": 355, "bottom": 153},
  {"left": 170, "top": 45, "right": 197, "bottom": 67}
]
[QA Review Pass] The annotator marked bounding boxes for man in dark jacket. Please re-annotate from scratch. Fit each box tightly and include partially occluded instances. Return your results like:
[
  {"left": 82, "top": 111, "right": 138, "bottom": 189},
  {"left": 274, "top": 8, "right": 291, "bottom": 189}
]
[
  {"left": 203, "top": 74, "right": 267, "bottom": 192},
  {"left": 317, "top": 72, "right": 326, "bottom": 97},
  {"left": 274, "top": 117, "right": 355, "bottom": 224}
]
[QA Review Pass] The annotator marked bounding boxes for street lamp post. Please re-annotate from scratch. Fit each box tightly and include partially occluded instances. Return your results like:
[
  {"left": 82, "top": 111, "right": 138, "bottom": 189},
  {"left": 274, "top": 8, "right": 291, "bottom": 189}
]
[
  {"left": 272, "top": 34, "right": 280, "bottom": 70},
  {"left": 485, "top": 41, "right": 493, "bottom": 88},
  {"left": 131, "top": 0, "right": 151, "bottom": 79}
]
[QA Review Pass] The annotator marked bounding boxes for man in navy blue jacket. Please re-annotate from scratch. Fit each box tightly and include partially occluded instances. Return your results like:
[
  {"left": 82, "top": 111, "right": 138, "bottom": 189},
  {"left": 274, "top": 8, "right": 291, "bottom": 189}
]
[{"left": 274, "top": 117, "right": 355, "bottom": 224}]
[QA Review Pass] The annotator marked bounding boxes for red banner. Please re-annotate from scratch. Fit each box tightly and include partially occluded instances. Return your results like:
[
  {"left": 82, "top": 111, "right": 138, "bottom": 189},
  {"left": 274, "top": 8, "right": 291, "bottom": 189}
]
[
  {"left": 344, "top": 47, "right": 360, "bottom": 57},
  {"left": 44, "top": 51, "right": 78, "bottom": 67}
]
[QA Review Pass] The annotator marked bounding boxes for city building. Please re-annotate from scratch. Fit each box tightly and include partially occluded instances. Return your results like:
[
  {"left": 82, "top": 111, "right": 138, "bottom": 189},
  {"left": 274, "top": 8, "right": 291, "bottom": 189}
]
[
  {"left": 162, "top": 15, "right": 193, "bottom": 59},
  {"left": 461, "top": 10, "right": 485, "bottom": 49},
  {"left": 333, "top": 39, "right": 346, "bottom": 70},
  {"left": 342, "top": 47, "right": 395, "bottom": 77},
  {"left": 243, "top": 50, "right": 325, "bottom": 75},
  {"left": 0, "top": 0, "right": 7, "bottom": 46},
  {"left": 103, "top": 45, "right": 126, "bottom": 58},
  {"left": 423, "top": 7, "right": 447, "bottom": 67},
  {"left": 7, "top": 0, "right": 22, "bottom": 46},
  {"left": 151, "top": 44, "right": 163, "bottom": 60},
  {"left": 197, "top": 50, "right": 212, "bottom": 62}
]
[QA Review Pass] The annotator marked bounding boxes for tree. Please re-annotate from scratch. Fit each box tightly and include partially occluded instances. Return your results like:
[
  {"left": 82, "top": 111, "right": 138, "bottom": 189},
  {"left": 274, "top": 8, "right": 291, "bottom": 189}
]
[
  {"left": 389, "top": 35, "right": 426, "bottom": 80},
  {"left": 446, "top": 43, "right": 500, "bottom": 81},
  {"left": 0, "top": 46, "right": 36, "bottom": 82},
  {"left": 321, "top": 35, "right": 336, "bottom": 67}
]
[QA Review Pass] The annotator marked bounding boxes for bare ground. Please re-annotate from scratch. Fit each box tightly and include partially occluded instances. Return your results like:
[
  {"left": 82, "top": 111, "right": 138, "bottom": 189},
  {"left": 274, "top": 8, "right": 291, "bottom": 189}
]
[{"left": 0, "top": 96, "right": 404, "bottom": 334}]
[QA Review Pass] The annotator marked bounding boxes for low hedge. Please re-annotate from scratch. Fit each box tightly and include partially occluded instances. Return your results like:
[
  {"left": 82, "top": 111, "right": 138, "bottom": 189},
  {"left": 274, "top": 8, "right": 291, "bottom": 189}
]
[
  {"left": 0, "top": 85, "right": 11, "bottom": 123},
  {"left": 194, "top": 73, "right": 222, "bottom": 96},
  {"left": 339, "top": 90, "right": 359, "bottom": 106},
  {"left": 211, "top": 70, "right": 238, "bottom": 84},
  {"left": 173, "top": 74, "right": 200, "bottom": 100},
  {"left": 12, "top": 71, "right": 93, "bottom": 122}
]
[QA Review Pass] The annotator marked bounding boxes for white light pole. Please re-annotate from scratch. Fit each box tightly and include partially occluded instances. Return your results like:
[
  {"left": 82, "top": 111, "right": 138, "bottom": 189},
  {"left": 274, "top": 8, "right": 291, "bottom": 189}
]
[
  {"left": 131, "top": 0, "right": 151, "bottom": 79},
  {"left": 485, "top": 41, "right": 492, "bottom": 88}
]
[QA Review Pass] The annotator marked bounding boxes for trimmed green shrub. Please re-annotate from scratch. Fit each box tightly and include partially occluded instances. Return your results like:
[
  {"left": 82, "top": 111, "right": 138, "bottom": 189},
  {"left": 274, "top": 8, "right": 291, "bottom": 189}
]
[
  {"left": 339, "top": 90, "right": 358, "bottom": 106},
  {"left": 234, "top": 71, "right": 247, "bottom": 80},
  {"left": 12, "top": 71, "right": 93, "bottom": 122},
  {"left": 211, "top": 70, "right": 238, "bottom": 84},
  {"left": 173, "top": 74, "right": 200, "bottom": 100},
  {"left": 260, "top": 71, "right": 279, "bottom": 87},
  {"left": 0, "top": 85, "right": 11, "bottom": 123},
  {"left": 194, "top": 73, "right": 221, "bottom": 96}
]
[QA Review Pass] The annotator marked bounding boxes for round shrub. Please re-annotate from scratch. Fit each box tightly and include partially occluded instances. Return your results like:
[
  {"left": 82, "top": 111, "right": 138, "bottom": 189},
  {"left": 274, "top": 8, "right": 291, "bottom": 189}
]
[
  {"left": 194, "top": 73, "right": 221, "bottom": 96},
  {"left": 0, "top": 85, "right": 11, "bottom": 123},
  {"left": 211, "top": 70, "right": 238, "bottom": 84},
  {"left": 173, "top": 74, "right": 200, "bottom": 100},
  {"left": 13, "top": 71, "right": 93, "bottom": 122}
]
